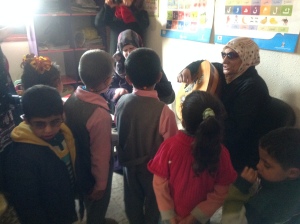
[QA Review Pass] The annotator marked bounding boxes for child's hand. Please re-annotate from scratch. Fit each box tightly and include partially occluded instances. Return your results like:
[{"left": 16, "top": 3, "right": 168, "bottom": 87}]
[
  {"left": 113, "top": 88, "right": 128, "bottom": 100},
  {"left": 241, "top": 166, "right": 258, "bottom": 184},
  {"left": 178, "top": 214, "right": 197, "bottom": 224},
  {"left": 88, "top": 189, "right": 105, "bottom": 201},
  {"left": 177, "top": 69, "right": 192, "bottom": 84}
]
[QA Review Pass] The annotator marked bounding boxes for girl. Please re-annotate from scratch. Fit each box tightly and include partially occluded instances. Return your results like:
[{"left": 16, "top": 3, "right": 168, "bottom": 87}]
[
  {"left": 20, "top": 53, "right": 63, "bottom": 94},
  {"left": 148, "top": 90, "right": 237, "bottom": 224}
]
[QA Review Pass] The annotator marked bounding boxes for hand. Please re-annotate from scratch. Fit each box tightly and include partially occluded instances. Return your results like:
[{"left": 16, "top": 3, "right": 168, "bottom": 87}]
[
  {"left": 241, "top": 166, "right": 258, "bottom": 184},
  {"left": 123, "top": 0, "right": 133, "bottom": 6},
  {"left": 170, "top": 215, "right": 182, "bottom": 224},
  {"left": 88, "top": 189, "right": 105, "bottom": 201},
  {"left": 177, "top": 68, "right": 193, "bottom": 84},
  {"left": 105, "top": 0, "right": 118, "bottom": 8},
  {"left": 178, "top": 214, "right": 197, "bottom": 224},
  {"left": 113, "top": 88, "right": 128, "bottom": 100}
]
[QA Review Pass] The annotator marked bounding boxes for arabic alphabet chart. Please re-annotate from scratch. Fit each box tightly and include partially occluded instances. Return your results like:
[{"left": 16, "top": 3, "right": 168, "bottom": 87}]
[
  {"left": 161, "top": 0, "right": 215, "bottom": 43},
  {"left": 214, "top": 0, "right": 300, "bottom": 52}
]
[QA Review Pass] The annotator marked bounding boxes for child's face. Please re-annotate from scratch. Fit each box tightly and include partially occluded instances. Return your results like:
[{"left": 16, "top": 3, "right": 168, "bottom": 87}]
[
  {"left": 122, "top": 44, "right": 136, "bottom": 59},
  {"left": 256, "top": 148, "right": 290, "bottom": 182},
  {"left": 26, "top": 115, "right": 63, "bottom": 141}
]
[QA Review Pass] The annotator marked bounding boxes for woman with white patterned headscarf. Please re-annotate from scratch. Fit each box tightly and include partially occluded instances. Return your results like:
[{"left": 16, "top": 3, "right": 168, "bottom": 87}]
[{"left": 177, "top": 37, "right": 271, "bottom": 172}]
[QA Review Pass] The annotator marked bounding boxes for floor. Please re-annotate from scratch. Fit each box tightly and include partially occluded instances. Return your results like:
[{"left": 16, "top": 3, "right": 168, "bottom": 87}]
[{"left": 76, "top": 172, "right": 222, "bottom": 224}]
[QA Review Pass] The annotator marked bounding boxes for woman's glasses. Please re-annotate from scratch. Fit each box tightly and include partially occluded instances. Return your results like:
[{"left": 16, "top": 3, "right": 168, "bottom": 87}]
[{"left": 221, "top": 52, "right": 239, "bottom": 60}]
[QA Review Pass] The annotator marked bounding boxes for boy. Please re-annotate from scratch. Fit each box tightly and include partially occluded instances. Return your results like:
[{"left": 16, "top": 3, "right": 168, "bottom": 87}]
[
  {"left": 222, "top": 127, "right": 300, "bottom": 224},
  {"left": 114, "top": 48, "right": 178, "bottom": 224},
  {"left": 64, "top": 49, "right": 116, "bottom": 224},
  {"left": 4, "top": 85, "right": 77, "bottom": 224}
]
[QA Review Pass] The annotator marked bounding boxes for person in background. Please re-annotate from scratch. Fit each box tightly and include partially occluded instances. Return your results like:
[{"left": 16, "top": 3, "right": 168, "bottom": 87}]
[
  {"left": 148, "top": 90, "right": 237, "bottom": 224},
  {"left": 4, "top": 85, "right": 77, "bottom": 224},
  {"left": 20, "top": 53, "right": 63, "bottom": 94},
  {"left": 115, "top": 48, "right": 178, "bottom": 224},
  {"left": 105, "top": 29, "right": 175, "bottom": 111},
  {"left": 95, "top": 0, "right": 149, "bottom": 55},
  {"left": 64, "top": 49, "right": 117, "bottom": 224},
  {"left": 0, "top": 26, "right": 20, "bottom": 224},
  {"left": 222, "top": 127, "right": 300, "bottom": 224},
  {"left": 177, "top": 37, "right": 271, "bottom": 172}
]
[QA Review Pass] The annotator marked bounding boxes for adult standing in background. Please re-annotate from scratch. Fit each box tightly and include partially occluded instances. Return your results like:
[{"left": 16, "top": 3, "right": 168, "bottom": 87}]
[
  {"left": 95, "top": 0, "right": 149, "bottom": 55},
  {"left": 178, "top": 37, "right": 271, "bottom": 172}
]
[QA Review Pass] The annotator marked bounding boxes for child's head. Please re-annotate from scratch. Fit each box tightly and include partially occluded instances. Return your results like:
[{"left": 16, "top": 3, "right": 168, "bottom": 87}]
[
  {"left": 181, "top": 90, "right": 226, "bottom": 176},
  {"left": 22, "top": 85, "right": 64, "bottom": 141},
  {"left": 257, "top": 127, "right": 300, "bottom": 182},
  {"left": 125, "top": 48, "right": 162, "bottom": 90},
  {"left": 21, "top": 54, "right": 63, "bottom": 93},
  {"left": 78, "top": 49, "right": 114, "bottom": 93}
]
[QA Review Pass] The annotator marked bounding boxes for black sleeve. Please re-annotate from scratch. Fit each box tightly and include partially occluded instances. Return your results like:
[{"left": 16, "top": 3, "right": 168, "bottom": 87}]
[
  {"left": 184, "top": 60, "right": 204, "bottom": 80},
  {"left": 155, "top": 69, "right": 175, "bottom": 104},
  {"left": 95, "top": 4, "right": 115, "bottom": 28}
]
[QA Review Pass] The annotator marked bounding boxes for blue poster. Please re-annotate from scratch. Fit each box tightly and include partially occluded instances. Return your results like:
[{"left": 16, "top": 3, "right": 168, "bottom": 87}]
[
  {"left": 161, "top": 0, "right": 215, "bottom": 43},
  {"left": 214, "top": 0, "right": 300, "bottom": 53}
]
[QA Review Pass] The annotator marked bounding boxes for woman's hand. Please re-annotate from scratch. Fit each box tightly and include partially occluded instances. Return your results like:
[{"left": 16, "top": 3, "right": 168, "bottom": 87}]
[
  {"left": 113, "top": 88, "right": 128, "bottom": 100},
  {"left": 177, "top": 68, "right": 193, "bottom": 84},
  {"left": 241, "top": 166, "right": 258, "bottom": 184},
  {"left": 105, "top": 0, "right": 118, "bottom": 8},
  {"left": 123, "top": 0, "right": 133, "bottom": 6}
]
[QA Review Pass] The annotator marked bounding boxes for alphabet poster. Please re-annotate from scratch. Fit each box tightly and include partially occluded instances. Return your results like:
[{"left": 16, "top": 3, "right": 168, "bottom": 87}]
[
  {"left": 161, "top": 0, "right": 215, "bottom": 43},
  {"left": 214, "top": 0, "right": 300, "bottom": 52}
]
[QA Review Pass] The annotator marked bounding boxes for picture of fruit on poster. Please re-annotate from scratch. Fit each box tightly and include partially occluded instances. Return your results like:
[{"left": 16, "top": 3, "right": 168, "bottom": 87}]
[
  {"left": 214, "top": 0, "right": 300, "bottom": 52},
  {"left": 161, "top": 0, "right": 215, "bottom": 43}
]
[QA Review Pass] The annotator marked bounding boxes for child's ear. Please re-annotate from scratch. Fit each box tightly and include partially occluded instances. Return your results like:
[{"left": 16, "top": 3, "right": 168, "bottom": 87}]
[
  {"left": 287, "top": 168, "right": 300, "bottom": 179},
  {"left": 156, "top": 72, "right": 162, "bottom": 83},
  {"left": 125, "top": 75, "right": 133, "bottom": 86}
]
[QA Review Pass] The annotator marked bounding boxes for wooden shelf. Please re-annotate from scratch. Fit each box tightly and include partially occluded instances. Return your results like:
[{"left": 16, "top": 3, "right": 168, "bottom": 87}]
[{"left": 61, "top": 75, "right": 78, "bottom": 85}]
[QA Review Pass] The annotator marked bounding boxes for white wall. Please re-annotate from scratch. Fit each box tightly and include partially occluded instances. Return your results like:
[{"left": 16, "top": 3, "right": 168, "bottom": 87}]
[
  {"left": 2, "top": 41, "right": 30, "bottom": 82},
  {"left": 144, "top": 1, "right": 300, "bottom": 128}
]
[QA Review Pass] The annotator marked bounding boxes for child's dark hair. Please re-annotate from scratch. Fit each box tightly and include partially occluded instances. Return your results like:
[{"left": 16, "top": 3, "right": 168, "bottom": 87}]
[
  {"left": 21, "top": 54, "right": 61, "bottom": 90},
  {"left": 125, "top": 48, "right": 161, "bottom": 89},
  {"left": 259, "top": 127, "right": 300, "bottom": 170},
  {"left": 78, "top": 49, "right": 114, "bottom": 89},
  {"left": 182, "top": 91, "right": 226, "bottom": 176},
  {"left": 22, "top": 85, "right": 63, "bottom": 121}
]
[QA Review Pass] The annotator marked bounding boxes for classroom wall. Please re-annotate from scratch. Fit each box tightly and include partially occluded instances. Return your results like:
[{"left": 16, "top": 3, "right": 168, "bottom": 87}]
[{"left": 144, "top": 1, "right": 300, "bottom": 128}]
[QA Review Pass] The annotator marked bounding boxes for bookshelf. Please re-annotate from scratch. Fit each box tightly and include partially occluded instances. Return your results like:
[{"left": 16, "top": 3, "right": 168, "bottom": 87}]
[{"left": 27, "top": 0, "right": 106, "bottom": 85}]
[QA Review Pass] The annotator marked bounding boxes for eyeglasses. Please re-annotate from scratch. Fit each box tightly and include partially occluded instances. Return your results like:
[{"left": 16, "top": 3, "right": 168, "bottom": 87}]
[
  {"left": 30, "top": 118, "right": 63, "bottom": 129},
  {"left": 221, "top": 52, "right": 239, "bottom": 60}
]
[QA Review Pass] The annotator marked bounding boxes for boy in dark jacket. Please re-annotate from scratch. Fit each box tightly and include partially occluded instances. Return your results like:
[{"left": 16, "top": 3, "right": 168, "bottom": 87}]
[
  {"left": 222, "top": 127, "right": 300, "bottom": 224},
  {"left": 4, "top": 85, "right": 77, "bottom": 224}
]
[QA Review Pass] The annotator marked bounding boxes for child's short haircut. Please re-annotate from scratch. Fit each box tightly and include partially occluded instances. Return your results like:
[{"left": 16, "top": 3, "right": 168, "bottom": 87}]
[
  {"left": 125, "top": 48, "right": 161, "bottom": 88},
  {"left": 21, "top": 54, "right": 61, "bottom": 90},
  {"left": 78, "top": 49, "right": 114, "bottom": 89},
  {"left": 259, "top": 127, "right": 300, "bottom": 170},
  {"left": 22, "top": 84, "right": 63, "bottom": 120}
]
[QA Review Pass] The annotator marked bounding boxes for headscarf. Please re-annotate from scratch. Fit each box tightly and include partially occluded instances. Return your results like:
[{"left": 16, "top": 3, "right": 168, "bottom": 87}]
[
  {"left": 223, "top": 37, "right": 260, "bottom": 80},
  {"left": 113, "top": 29, "right": 143, "bottom": 78}
]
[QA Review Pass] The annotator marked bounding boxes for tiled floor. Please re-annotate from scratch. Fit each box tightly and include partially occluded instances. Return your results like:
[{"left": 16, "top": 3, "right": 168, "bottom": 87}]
[{"left": 76, "top": 172, "right": 222, "bottom": 224}]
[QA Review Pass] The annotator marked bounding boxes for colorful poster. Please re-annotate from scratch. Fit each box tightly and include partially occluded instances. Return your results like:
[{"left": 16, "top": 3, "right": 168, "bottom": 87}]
[
  {"left": 144, "top": 0, "right": 159, "bottom": 17},
  {"left": 214, "top": 0, "right": 300, "bottom": 53},
  {"left": 161, "top": 0, "right": 215, "bottom": 43}
]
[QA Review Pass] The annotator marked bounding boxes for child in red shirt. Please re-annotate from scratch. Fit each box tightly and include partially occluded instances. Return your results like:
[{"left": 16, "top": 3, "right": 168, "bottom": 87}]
[{"left": 148, "top": 90, "right": 237, "bottom": 224}]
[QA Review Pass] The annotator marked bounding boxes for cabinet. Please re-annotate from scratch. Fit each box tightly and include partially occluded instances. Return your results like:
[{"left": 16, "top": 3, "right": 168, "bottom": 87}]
[{"left": 27, "top": 0, "right": 106, "bottom": 86}]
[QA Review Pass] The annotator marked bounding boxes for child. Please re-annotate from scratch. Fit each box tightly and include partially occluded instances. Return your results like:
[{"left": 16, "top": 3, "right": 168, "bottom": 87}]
[
  {"left": 105, "top": 29, "right": 175, "bottom": 108},
  {"left": 222, "top": 127, "right": 300, "bottom": 224},
  {"left": 114, "top": 48, "right": 178, "bottom": 224},
  {"left": 4, "top": 85, "right": 77, "bottom": 224},
  {"left": 148, "top": 90, "right": 237, "bottom": 224},
  {"left": 64, "top": 49, "right": 116, "bottom": 224},
  {"left": 20, "top": 53, "right": 63, "bottom": 93}
]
